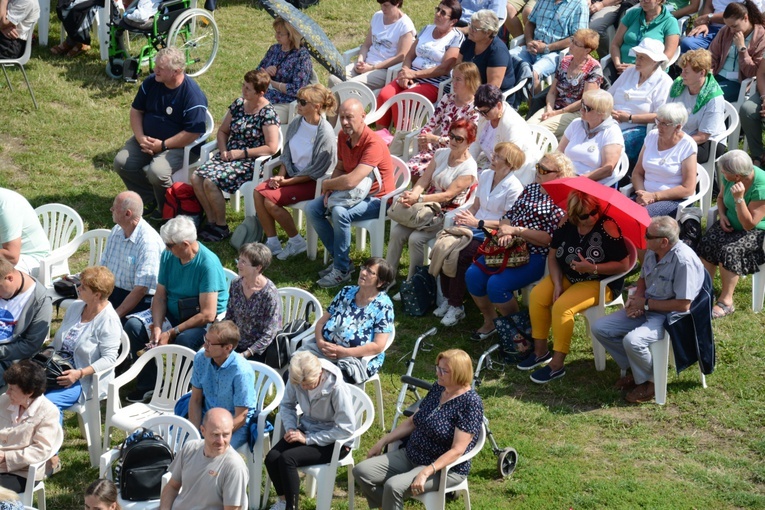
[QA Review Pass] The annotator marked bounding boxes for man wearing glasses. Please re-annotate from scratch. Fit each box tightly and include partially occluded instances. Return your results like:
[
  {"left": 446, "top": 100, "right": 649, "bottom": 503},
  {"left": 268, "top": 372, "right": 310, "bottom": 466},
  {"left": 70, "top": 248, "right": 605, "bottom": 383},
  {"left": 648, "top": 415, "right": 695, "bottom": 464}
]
[{"left": 591, "top": 216, "right": 705, "bottom": 403}]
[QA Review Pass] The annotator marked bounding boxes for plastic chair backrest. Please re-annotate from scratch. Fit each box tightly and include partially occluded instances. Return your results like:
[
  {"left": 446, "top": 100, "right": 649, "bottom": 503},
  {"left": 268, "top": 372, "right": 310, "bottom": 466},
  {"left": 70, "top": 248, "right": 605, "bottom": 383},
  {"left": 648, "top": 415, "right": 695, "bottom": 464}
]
[
  {"left": 139, "top": 414, "right": 201, "bottom": 453},
  {"left": 247, "top": 361, "right": 286, "bottom": 417},
  {"left": 365, "top": 92, "right": 435, "bottom": 133},
  {"left": 527, "top": 124, "right": 558, "bottom": 154},
  {"left": 35, "top": 203, "right": 84, "bottom": 251}
]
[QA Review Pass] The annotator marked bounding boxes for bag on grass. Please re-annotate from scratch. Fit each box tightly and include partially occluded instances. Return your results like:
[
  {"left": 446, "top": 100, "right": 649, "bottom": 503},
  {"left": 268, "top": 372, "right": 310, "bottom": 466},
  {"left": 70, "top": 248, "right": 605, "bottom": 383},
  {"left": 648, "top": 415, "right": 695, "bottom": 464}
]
[
  {"left": 494, "top": 309, "right": 533, "bottom": 362},
  {"left": 265, "top": 301, "right": 315, "bottom": 369},
  {"left": 230, "top": 216, "right": 264, "bottom": 250},
  {"left": 163, "top": 182, "right": 203, "bottom": 225},
  {"left": 399, "top": 265, "right": 437, "bottom": 316},
  {"left": 114, "top": 428, "right": 173, "bottom": 501}
]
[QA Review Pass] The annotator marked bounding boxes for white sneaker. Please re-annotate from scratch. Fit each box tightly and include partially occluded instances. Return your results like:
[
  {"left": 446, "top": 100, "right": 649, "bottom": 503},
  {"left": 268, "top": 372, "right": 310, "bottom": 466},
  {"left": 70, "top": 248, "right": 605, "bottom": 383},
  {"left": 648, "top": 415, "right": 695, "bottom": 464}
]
[
  {"left": 433, "top": 300, "right": 451, "bottom": 318},
  {"left": 392, "top": 292, "right": 401, "bottom": 301},
  {"left": 277, "top": 237, "right": 307, "bottom": 260},
  {"left": 317, "top": 267, "right": 353, "bottom": 288},
  {"left": 441, "top": 306, "right": 466, "bottom": 326},
  {"left": 266, "top": 240, "right": 283, "bottom": 256},
  {"left": 268, "top": 500, "right": 286, "bottom": 510},
  {"left": 319, "top": 262, "right": 354, "bottom": 278}
]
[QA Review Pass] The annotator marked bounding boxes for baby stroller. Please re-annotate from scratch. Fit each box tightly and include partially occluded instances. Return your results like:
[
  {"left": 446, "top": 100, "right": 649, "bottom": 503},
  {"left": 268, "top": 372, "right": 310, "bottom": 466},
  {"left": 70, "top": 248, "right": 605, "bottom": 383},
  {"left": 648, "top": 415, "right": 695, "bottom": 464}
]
[
  {"left": 391, "top": 329, "right": 519, "bottom": 478},
  {"left": 106, "top": 0, "right": 218, "bottom": 81}
]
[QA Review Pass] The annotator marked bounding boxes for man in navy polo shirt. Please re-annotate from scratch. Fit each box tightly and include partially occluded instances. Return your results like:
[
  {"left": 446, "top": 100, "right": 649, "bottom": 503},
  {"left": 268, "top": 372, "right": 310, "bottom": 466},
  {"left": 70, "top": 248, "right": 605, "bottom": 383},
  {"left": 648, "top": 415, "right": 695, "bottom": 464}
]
[{"left": 113, "top": 46, "right": 208, "bottom": 216}]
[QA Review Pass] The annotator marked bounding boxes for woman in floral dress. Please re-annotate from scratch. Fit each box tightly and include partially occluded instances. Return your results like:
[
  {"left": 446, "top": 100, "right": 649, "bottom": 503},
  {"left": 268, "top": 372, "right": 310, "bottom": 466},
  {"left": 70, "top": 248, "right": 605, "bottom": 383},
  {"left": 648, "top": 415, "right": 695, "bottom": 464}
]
[{"left": 191, "top": 69, "right": 280, "bottom": 242}]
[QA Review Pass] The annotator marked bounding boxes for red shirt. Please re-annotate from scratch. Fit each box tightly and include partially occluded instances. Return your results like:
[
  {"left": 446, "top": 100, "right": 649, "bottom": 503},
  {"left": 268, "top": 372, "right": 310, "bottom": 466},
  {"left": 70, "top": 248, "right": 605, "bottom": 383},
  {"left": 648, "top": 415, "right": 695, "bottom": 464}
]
[{"left": 337, "top": 126, "right": 394, "bottom": 198}]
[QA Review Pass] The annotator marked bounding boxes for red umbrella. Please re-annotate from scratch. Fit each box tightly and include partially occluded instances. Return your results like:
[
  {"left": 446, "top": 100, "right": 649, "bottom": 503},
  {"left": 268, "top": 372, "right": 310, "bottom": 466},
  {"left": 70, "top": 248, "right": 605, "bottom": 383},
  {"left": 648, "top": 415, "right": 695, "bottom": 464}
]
[{"left": 541, "top": 176, "right": 651, "bottom": 250}]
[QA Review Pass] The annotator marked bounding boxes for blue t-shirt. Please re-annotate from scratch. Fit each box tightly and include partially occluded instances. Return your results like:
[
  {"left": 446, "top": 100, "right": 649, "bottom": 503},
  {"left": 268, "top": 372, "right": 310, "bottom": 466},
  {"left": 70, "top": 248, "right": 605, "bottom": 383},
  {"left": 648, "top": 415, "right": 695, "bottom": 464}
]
[
  {"left": 460, "top": 36, "right": 515, "bottom": 91},
  {"left": 191, "top": 350, "right": 255, "bottom": 415},
  {"left": 132, "top": 74, "right": 208, "bottom": 140},
  {"left": 157, "top": 243, "right": 228, "bottom": 321}
]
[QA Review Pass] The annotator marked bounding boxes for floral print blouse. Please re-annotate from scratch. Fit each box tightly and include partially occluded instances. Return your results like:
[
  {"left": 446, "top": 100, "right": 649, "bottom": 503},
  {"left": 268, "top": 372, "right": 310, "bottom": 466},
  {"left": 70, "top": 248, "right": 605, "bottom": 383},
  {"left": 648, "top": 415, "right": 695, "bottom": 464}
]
[
  {"left": 258, "top": 44, "right": 313, "bottom": 104},
  {"left": 226, "top": 277, "right": 282, "bottom": 355}
]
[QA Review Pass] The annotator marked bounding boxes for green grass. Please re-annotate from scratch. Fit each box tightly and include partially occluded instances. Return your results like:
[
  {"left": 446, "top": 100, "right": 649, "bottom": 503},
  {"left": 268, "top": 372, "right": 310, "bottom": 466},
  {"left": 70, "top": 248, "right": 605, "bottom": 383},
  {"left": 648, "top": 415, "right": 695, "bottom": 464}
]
[{"left": 2, "top": 0, "right": 765, "bottom": 507}]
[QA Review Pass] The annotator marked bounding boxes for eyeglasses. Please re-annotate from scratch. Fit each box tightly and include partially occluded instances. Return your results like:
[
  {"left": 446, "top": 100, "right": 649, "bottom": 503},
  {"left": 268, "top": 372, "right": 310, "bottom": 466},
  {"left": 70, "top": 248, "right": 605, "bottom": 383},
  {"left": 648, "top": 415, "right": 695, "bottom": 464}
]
[
  {"left": 203, "top": 337, "right": 225, "bottom": 347},
  {"left": 475, "top": 106, "right": 492, "bottom": 117},
  {"left": 165, "top": 243, "right": 176, "bottom": 250},
  {"left": 360, "top": 265, "right": 378, "bottom": 276},
  {"left": 235, "top": 258, "right": 253, "bottom": 267},
  {"left": 654, "top": 119, "right": 675, "bottom": 128},
  {"left": 447, "top": 131, "right": 465, "bottom": 143},
  {"left": 580, "top": 103, "right": 593, "bottom": 113},
  {"left": 645, "top": 232, "right": 666, "bottom": 240},
  {"left": 435, "top": 365, "right": 450, "bottom": 375},
  {"left": 434, "top": 6, "right": 449, "bottom": 16},
  {"left": 468, "top": 24, "right": 481, "bottom": 32},
  {"left": 570, "top": 38, "right": 587, "bottom": 48},
  {"left": 297, "top": 98, "right": 309, "bottom": 106},
  {"left": 536, "top": 162, "right": 559, "bottom": 175},
  {"left": 577, "top": 209, "right": 599, "bottom": 220}
]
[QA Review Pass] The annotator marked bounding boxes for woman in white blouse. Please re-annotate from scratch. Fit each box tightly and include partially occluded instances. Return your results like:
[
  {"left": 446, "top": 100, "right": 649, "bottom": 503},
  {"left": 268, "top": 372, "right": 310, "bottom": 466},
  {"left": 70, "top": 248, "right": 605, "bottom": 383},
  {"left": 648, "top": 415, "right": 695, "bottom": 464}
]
[
  {"left": 559, "top": 89, "right": 625, "bottom": 186},
  {"left": 631, "top": 103, "right": 698, "bottom": 218},
  {"left": 328, "top": 0, "right": 416, "bottom": 90}
]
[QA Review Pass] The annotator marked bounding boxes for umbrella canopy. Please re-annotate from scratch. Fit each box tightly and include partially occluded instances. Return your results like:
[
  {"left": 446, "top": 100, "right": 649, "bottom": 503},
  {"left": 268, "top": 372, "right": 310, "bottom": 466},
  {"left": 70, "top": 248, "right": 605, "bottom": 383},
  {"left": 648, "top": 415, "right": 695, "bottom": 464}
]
[
  {"left": 258, "top": 0, "right": 346, "bottom": 81},
  {"left": 541, "top": 176, "right": 652, "bottom": 250}
]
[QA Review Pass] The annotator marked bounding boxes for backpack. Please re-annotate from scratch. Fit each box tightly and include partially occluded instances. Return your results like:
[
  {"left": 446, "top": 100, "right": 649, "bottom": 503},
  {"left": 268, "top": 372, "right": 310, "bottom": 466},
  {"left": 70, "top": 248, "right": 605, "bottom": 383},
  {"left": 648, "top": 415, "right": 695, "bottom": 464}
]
[
  {"left": 230, "top": 216, "right": 264, "bottom": 250},
  {"left": 399, "top": 265, "right": 437, "bottom": 317},
  {"left": 114, "top": 428, "right": 174, "bottom": 501},
  {"left": 678, "top": 207, "right": 702, "bottom": 251},
  {"left": 163, "top": 182, "right": 203, "bottom": 225},
  {"left": 265, "top": 301, "right": 315, "bottom": 369}
]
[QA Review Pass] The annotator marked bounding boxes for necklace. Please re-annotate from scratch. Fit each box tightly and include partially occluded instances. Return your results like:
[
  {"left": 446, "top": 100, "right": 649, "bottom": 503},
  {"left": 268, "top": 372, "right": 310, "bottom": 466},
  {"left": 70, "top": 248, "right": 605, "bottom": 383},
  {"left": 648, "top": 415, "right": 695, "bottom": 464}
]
[{"left": 8, "top": 272, "right": 24, "bottom": 301}]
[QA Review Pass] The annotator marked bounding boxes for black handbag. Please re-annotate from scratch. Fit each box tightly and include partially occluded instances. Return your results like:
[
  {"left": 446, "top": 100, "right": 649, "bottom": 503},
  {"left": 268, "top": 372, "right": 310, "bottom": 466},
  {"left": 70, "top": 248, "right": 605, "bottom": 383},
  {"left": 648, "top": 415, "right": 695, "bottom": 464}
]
[
  {"left": 264, "top": 302, "right": 315, "bottom": 369},
  {"left": 177, "top": 297, "right": 201, "bottom": 322},
  {"left": 31, "top": 347, "right": 74, "bottom": 391}
]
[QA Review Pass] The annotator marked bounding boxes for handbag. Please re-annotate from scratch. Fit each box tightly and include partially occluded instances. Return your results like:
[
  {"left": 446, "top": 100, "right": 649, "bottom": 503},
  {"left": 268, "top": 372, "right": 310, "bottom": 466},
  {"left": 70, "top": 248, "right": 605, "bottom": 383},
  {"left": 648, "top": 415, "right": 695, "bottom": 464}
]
[
  {"left": 177, "top": 297, "right": 201, "bottom": 322},
  {"left": 264, "top": 301, "right": 315, "bottom": 369},
  {"left": 31, "top": 347, "right": 74, "bottom": 391},
  {"left": 387, "top": 200, "right": 444, "bottom": 231},
  {"left": 472, "top": 228, "right": 529, "bottom": 275},
  {"left": 53, "top": 274, "right": 80, "bottom": 299},
  {"left": 494, "top": 310, "right": 533, "bottom": 363}
]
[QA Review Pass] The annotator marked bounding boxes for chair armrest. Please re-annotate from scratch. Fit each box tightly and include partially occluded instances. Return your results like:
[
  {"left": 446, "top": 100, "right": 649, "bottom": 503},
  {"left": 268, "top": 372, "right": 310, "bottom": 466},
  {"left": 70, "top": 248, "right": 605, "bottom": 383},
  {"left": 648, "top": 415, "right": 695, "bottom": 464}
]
[
  {"left": 161, "top": 471, "right": 172, "bottom": 491},
  {"left": 707, "top": 205, "right": 719, "bottom": 227},
  {"left": 199, "top": 140, "right": 218, "bottom": 163},
  {"left": 342, "top": 46, "right": 361, "bottom": 67},
  {"left": 620, "top": 184, "right": 634, "bottom": 197},
  {"left": 288, "top": 328, "right": 315, "bottom": 356},
  {"left": 264, "top": 157, "right": 283, "bottom": 176},
  {"left": 502, "top": 77, "right": 528, "bottom": 101},
  {"left": 386, "top": 63, "right": 403, "bottom": 85},
  {"left": 509, "top": 35, "right": 525, "bottom": 49},
  {"left": 37, "top": 238, "right": 85, "bottom": 286},
  {"left": 99, "top": 448, "right": 121, "bottom": 479},
  {"left": 402, "top": 130, "right": 420, "bottom": 160}
]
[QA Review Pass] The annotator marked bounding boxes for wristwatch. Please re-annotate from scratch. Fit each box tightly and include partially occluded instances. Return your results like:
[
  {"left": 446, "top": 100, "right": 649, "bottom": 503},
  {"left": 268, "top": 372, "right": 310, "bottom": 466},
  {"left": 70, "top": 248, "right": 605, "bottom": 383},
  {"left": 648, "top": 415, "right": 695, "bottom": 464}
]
[
  {"left": 543, "top": 44, "right": 550, "bottom": 55},
  {"left": 735, "top": 197, "right": 745, "bottom": 204},
  {"left": 644, "top": 299, "right": 650, "bottom": 312},
  {"left": 417, "top": 195, "right": 423, "bottom": 203}
]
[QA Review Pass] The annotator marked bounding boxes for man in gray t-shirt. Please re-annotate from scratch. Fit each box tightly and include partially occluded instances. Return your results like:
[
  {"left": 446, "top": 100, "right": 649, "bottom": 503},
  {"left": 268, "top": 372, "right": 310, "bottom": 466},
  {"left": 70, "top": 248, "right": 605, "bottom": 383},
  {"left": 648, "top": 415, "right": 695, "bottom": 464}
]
[{"left": 159, "top": 408, "right": 248, "bottom": 510}]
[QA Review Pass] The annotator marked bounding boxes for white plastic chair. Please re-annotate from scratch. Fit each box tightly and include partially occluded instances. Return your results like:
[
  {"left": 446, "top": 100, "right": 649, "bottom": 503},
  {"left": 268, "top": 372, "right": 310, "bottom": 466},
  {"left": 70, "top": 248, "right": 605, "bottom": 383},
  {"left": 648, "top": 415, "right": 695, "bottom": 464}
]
[
  {"left": 0, "top": 22, "right": 38, "bottom": 109},
  {"left": 584, "top": 238, "right": 638, "bottom": 371},
  {"left": 437, "top": 72, "right": 530, "bottom": 103},
  {"left": 38, "top": 228, "right": 111, "bottom": 289},
  {"left": 365, "top": 92, "right": 436, "bottom": 158},
  {"left": 68, "top": 331, "right": 131, "bottom": 468},
  {"left": 728, "top": 76, "right": 756, "bottom": 149},
  {"left": 297, "top": 385, "right": 374, "bottom": 510},
  {"left": 35, "top": 204, "right": 84, "bottom": 282},
  {"left": 99, "top": 415, "right": 201, "bottom": 510},
  {"left": 278, "top": 287, "right": 323, "bottom": 355},
  {"left": 650, "top": 329, "right": 708, "bottom": 405},
  {"left": 412, "top": 425, "right": 487, "bottom": 510},
  {"left": 238, "top": 361, "right": 285, "bottom": 510},
  {"left": 331, "top": 81, "right": 377, "bottom": 134},
  {"left": 599, "top": 151, "right": 630, "bottom": 189},
  {"left": 700, "top": 101, "right": 739, "bottom": 215},
  {"left": 358, "top": 324, "right": 395, "bottom": 427},
  {"left": 170, "top": 108, "right": 215, "bottom": 184},
  {"left": 527, "top": 124, "right": 558, "bottom": 155},
  {"left": 103, "top": 345, "right": 196, "bottom": 454},
  {"left": 19, "top": 424, "right": 64, "bottom": 510}
]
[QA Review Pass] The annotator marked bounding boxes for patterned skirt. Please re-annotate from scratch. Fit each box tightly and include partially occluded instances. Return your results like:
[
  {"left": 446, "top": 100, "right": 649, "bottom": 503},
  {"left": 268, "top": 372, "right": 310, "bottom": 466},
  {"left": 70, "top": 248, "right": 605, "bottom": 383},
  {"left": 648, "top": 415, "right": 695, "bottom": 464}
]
[
  {"left": 195, "top": 154, "right": 256, "bottom": 193},
  {"left": 697, "top": 222, "right": 765, "bottom": 275}
]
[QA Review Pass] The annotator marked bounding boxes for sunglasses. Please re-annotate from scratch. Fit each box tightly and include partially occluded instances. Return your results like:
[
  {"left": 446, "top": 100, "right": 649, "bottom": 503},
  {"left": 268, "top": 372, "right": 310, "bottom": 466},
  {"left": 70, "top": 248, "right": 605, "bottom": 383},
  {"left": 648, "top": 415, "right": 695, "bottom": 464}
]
[
  {"left": 434, "top": 6, "right": 449, "bottom": 16},
  {"left": 580, "top": 103, "right": 593, "bottom": 113},
  {"left": 165, "top": 243, "right": 176, "bottom": 250},
  {"left": 475, "top": 106, "right": 492, "bottom": 117},
  {"left": 577, "top": 209, "right": 599, "bottom": 220},
  {"left": 297, "top": 98, "right": 309, "bottom": 106},
  {"left": 536, "top": 163, "right": 559, "bottom": 175},
  {"left": 447, "top": 131, "right": 465, "bottom": 143},
  {"left": 645, "top": 232, "right": 666, "bottom": 240}
]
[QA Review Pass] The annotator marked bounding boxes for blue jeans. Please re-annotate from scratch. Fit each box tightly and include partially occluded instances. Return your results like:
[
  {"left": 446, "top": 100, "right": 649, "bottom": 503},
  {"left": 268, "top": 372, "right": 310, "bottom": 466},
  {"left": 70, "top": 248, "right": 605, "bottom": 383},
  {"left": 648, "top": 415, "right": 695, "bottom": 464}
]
[
  {"left": 508, "top": 46, "right": 559, "bottom": 79},
  {"left": 680, "top": 24, "right": 722, "bottom": 52},
  {"left": 46, "top": 381, "right": 82, "bottom": 425},
  {"left": 465, "top": 253, "right": 547, "bottom": 303},
  {"left": 305, "top": 195, "right": 381, "bottom": 273}
]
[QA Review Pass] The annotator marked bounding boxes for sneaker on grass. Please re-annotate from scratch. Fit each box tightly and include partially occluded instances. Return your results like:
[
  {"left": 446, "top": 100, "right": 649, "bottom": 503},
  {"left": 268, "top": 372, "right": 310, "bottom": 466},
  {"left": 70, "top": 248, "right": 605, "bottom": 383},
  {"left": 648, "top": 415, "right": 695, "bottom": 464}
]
[
  {"left": 277, "top": 237, "right": 307, "bottom": 260},
  {"left": 319, "top": 262, "right": 354, "bottom": 278},
  {"left": 516, "top": 351, "right": 552, "bottom": 371},
  {"left": 440, "top": 306, "right": 465, "bottom": 326},
  {"left": 266, "top": 240, "right": 283, "bottom": 256},
  {"left": 317, "top": 267, "right": 352, "bottom": 288},
  {"left": 530, "top": 365, "right": 565, "bottom": 384},
  {"left": 433, "top": 300, "right": 451, "bottom": 318}
]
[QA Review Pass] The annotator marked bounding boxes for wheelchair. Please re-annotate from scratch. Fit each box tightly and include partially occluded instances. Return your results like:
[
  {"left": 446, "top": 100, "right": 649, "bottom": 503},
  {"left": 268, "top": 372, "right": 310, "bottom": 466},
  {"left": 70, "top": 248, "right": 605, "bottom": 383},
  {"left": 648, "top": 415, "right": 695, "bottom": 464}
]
[{"left": 106, "top": 0, "right": 218, "bottom": 81}]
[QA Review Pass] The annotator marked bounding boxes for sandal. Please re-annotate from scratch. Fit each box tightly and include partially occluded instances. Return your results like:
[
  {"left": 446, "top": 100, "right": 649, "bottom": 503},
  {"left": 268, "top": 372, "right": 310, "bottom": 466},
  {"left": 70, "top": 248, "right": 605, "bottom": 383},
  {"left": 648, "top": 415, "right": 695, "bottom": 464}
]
[
  {"left": 66, "top": 43, "right": 91, "bottom": 57},
  {"left": 625, "top": 382, "right": 655, "bottom": 404},
  {"left": 712, "top": 301, "right": 735, "bottom": 319},
  {"left": 614, "top": 373, "right": 636, "bottom": 391},
  {"left": 50, "top": 40, "right": 74, "bottom": 55}
]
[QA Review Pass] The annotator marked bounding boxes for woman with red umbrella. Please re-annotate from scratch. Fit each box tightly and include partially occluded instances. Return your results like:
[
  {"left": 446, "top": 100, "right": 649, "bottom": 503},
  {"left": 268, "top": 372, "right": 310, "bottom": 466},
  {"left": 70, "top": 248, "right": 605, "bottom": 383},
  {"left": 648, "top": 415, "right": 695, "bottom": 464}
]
[{"left": 519, "top": 190, "right": 631, "bottom": 384}]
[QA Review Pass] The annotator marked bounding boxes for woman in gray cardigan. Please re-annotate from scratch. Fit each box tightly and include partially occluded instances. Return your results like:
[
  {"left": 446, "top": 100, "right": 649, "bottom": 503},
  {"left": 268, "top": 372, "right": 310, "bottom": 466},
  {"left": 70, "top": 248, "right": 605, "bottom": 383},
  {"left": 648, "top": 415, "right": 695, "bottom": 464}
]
[
  {"left": 254, "top": 83, "right": 338, "bottom": 260},
  {"left": 45, "top": 266, "right": 121, "bottom": 421}
]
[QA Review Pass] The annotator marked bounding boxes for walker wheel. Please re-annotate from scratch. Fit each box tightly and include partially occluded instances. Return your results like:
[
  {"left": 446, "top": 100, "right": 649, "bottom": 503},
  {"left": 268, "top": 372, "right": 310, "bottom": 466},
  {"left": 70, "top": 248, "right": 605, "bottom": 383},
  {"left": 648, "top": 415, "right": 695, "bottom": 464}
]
[
  {"left": 106, "top": 58, "right": 124, "bottom": 79},
  {"left": 497, "top": 447, "right": 518, "bottom": 478}
]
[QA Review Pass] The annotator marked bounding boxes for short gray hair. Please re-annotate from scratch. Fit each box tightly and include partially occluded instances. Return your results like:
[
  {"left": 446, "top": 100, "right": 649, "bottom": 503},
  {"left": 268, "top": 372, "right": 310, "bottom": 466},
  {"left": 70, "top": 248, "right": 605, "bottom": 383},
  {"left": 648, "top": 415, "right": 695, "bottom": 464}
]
[
  {"left": 651, "top": 216, "right": 680, "bottom": 245},
  {"left": 470, "top": 9, "right": 500, "bottom": 37},
  {"left": 160, "top": 216, "right": 197, "bottom": 244},
  {"left": 656, "top": 103, "right": 688, "bottom": 127},
  {"left": 717, "top": 149, "right": 754, "bottom": 177},
  {"left": 238, "top": 242, "right": 272, "bottom": 272},
  {"left": 155, "top": 47, "right": 186, "bottom": 72},
  {"left": 289, "top": 351, "right": 323, "bottom": 386},
  {"left": 116, "top": 191, "right": 143, "bottom": 218}
]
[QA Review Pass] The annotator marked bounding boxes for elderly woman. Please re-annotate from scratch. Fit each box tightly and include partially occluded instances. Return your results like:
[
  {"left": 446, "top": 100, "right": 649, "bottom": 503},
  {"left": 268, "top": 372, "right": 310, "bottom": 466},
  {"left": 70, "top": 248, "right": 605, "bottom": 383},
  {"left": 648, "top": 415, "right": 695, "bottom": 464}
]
[
  {"left": 606, "top": 0, "right": 680, "bottom": 83},
  {"left": 668, "top": 49, "right": 726, "bottom": 164},
  {"left": 609, "top": 38, "right": 674, "bottom": 165},
  {"left": 465, "top": 151, "right": 572, "bottom": 340},
  {"left": 434, "top": 142, "right": 525, "bottom": 328},
  {"left": 457, "top": 10, "right": 515, "bottom": 91},
  {"left": 375, "top": 0, "right": 464, "bottom": 127},
  {"left": 45, "top": 266, "right": 121, "bottom": 423},
  {"left": 387, "top": 119, "right": 477, "bottom": 304},
  {"left": 631, "top": 103, "right": 698, "bottom": 218},
  {"left": 408, "top": 62, "right": 480, "bottom": 182},
  {"left": 192, "top": 69, "right": 280, "bottom": 242},
  {"left": 300, "top": 257, "right": 394, "bottom": 384},
  {"left": 558, "top": 89, "right": 625, "bottom": 185},
  {"left": 470, "top": 84, "right": 540, "bottom": 185},
  {"left": 226, "top": 243, "right": 282, "bottom": 363},
  {"left": 254, "top": 84, "right": 338, "bottom": 259},
  {"left": 265, "top": 351, "right": 356, "bottom": 510},
  {"left": 328, "top": 0, "right": 416, "bottom": 89},
  {"left": 257, "top": 17, "right": 313, "bottom": 122},
  {"left": 84, "top": 479, "right": 120, "bottom": 510},
  {"left": 0, "top": 0, "right": 38, "bottom": 59},
  {"left": 520, "top": 190, "right": 631, "bottom": 383},
  {"left": 0, "top": 361, "right": 62, "bottom": 493},
  {"left": 709, "top": 1, "right": 765, "bottom": 102},
  {"left": 697, "top": 150, "right": 765, "bottom": 318},
  {"left": 527, "top": 29, "right": 602, "bottom": 139},
  {"left": 353, "top": 349, "right": 483, "bottom": 510},
  {"left": 123, "top": 215, "right": 228, "bottom": 403}
]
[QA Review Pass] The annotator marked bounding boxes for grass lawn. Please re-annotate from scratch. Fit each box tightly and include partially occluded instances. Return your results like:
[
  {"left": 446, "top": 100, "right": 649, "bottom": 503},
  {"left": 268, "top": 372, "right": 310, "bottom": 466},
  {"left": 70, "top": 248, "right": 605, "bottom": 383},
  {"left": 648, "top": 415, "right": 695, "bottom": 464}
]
[{"left": 2, "top": 0, "right": 765, "bottom": 507}]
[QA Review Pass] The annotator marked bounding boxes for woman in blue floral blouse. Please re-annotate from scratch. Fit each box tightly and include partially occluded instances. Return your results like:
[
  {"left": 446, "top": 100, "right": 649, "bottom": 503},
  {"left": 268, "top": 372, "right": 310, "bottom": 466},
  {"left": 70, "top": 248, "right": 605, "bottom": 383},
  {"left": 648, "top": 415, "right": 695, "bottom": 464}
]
[
  {"left": 257, "top": 16, "right": 314, "bottom": 123},
  {"left": 298, "top": 257, "right": 395, "bottom": 384}
]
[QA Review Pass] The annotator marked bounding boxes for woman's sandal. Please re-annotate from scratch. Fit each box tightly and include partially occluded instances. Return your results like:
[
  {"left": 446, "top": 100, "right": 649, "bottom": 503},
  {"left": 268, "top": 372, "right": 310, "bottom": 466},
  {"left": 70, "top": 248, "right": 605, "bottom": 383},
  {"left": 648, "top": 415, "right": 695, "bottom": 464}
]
[
  {"left": 50, "top": 40, "right": 74, "bottom": 55},
  {"left": 712, "top": 301, "right": 735, "bottom": 319},
  {"left": 66, "top": 43, "right": 91, "bottom": 57}
]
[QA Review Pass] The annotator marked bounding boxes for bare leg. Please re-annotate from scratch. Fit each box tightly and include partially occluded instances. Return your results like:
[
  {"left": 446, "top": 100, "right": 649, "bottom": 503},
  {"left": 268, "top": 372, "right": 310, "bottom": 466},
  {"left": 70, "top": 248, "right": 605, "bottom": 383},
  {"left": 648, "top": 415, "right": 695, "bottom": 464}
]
[
  {"left": 265, "top": 199, "right": 299, "bottom": 238},
  {"left": 254, "top": 189, "right": 277, "bottom": 237},
  {"left": 202, "top": 179, "right": 227, "bottom": 226},
  {"left": 702, "top": 257, "right": 718, "bottom": 280},
  {"left": 547, "top": 351, "right": 567, "bottom": 371},
  {"left": 496, "top": 296, "right": 519, "bottom": 316},
  {"left": 717, "top": 264, "right": 740, "bottom": 307},
  {"left": 190, "top": 172, "right": 215, "bottom": 223},
  {"left": 532, "top": 338, "right": 548, "bottom": 358},
  {"left": 471, "top": 294, "right": 497, "bottom": 333}
]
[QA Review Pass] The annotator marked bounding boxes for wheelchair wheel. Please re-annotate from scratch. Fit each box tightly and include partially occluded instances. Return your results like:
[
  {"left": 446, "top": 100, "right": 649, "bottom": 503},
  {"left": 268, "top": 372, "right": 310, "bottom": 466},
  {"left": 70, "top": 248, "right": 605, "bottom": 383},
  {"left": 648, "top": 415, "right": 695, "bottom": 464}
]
[
  {"left": 167, "top": 8, "right": 218, "bottom": 77},
  {"left": 497, "top": 447, "right": 518, "bottom": 478},
  {"left": 106, "top": 58, "right": 124, "bottom": 79}
]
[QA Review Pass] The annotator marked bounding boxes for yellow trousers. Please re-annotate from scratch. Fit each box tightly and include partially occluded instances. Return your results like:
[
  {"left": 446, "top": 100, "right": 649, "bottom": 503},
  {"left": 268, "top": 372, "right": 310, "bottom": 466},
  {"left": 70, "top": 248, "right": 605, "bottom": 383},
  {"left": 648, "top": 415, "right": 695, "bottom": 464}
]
[{"left": 529, "top": 275, "right": 612, "bottom": 354}]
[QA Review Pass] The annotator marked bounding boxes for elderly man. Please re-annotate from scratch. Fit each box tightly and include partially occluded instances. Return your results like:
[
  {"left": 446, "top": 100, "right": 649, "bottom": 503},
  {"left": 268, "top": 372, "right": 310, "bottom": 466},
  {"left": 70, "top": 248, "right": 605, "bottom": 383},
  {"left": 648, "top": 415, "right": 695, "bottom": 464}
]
[
  {"left": 187, "top": 320, "right": 255, "bottom": 450},
  {"left": 0, "top": 256, "right": 52, "bottom": 380},
  {"left": 160, "top": 408, "right": 248, "bottom": 510},
  {"left": 113, "top": 46, "right": 208, "bottom": 216},
  {"left": 305, "top": 98, "right": 395, "bottom": 288},
  {"left": 123, "top": 215, "right": 228, "bottom": 402},
  {"left": 592, "top": 216, "right": 705, "bottom": 404},
  {"left": 101, "top": 191, "right": 165, "bottom": 320},
  {"left": 508, "top": 0, "right": 588, "bottom": 91},
  {"left": 0, "top": 188, "right": 49, "bottom": 278}
]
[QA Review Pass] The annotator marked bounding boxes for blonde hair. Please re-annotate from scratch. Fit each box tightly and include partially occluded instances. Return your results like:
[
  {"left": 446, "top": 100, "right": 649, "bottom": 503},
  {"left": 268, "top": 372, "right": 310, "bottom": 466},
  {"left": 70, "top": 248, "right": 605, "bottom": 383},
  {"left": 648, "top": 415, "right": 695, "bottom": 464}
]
[
  {"left": 436, "top": 349, "right": 473, "bottom": 386},
  {"left": 273, "top": 17, "right": 303, "bottom": 50},
  {"left": 678, "top": 49, "right": 713, "bottom": 73},
  {"left": 582, "top": 89, "right": 613, "bottom": 117},
  {"left": 80, "top": 266, "right": 115, "bottom": 299},
  {"left": 453, "top": 62, "right": 481, "bottom": 96},
  {"left": 541, "top": 151, "right": 575, "bottom": 178},
  {"left": 298, "top": 83, "right": 338, "bottom": 116},
  {"left": 567, "top": 190, "right": 601, "bottom": 226},
  {"left": 493, "top": 142, "right": 525, "bottom": 171},
  {"left": 289, "top": 351, "right": 323, "bottom": 386}
]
